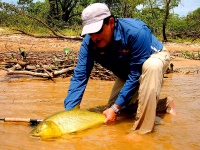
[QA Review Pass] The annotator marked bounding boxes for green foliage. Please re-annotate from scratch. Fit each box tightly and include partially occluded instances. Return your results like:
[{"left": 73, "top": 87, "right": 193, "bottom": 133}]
[
  {"left": 64, "top": 48, "right": 72, "bottom": 55},
  {"left": 181, "top": 51, "right": 200, "bottom": 60},
  {"left": 0, "top": 0, "right": 199, "bottom": 42},
  {"left": 64, "top": 48, "right": 73, "bottom": 60},
  {"left": 0, "top": 1, "right": 51, "bottom": 34},
  {"left": 134, "top": 7, "right": 164, "bottom": 36},
  {"left": 165, "top": 7, "right": 200, "bottom": 41},
  {"left": 18, "top": 0, "right": 33, "bottom": 5},
  {"left": 186, "top": 8, "right": 200, "bottom": 33},
  {"left": 62, "top": 26, "right": 82, "bottom": 36}
]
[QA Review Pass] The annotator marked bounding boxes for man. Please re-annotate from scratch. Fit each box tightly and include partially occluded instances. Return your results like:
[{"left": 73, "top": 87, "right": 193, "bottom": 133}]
[{"left": 64, "top": 3, "right": 175, "bottom": 134}]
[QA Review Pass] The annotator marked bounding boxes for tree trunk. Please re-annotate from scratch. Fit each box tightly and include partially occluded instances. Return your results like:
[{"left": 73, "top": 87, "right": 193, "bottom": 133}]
[
  {"left": 49, "top": 0, "right": 56, "bottom": 18},
  {"left": 162, "top": 0, "right": 171, "bottom": 42}
]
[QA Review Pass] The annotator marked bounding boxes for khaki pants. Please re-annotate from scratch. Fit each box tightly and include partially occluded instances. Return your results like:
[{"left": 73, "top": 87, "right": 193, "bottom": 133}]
[{"left": 107, "top": 48, "right": 171, "bottom": 134}]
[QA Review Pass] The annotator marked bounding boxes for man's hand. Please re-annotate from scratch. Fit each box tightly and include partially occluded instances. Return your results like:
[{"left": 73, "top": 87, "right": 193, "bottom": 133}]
[{"left": 103, "top": 107, "right": 116, "bottom": 124}]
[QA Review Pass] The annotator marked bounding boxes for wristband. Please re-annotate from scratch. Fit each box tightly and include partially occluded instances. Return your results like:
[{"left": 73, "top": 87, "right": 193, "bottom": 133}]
[{"left": 111, "top": 105, "right": 120, "bottom": 115}]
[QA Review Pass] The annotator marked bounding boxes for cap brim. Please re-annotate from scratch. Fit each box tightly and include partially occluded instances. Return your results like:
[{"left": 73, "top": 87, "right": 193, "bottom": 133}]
[{"left": 81, "top": 20, "right": 103, "bottom": 36}]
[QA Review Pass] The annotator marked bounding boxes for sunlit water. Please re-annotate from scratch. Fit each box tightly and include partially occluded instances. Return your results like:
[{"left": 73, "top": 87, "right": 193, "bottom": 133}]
[{"left": 0, "top": 69, "right": 200, "bottom": 150}]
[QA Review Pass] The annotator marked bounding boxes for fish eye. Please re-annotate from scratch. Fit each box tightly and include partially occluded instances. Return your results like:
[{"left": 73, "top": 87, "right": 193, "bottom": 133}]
[{"left": 34, "top": 129, "right": 39, "bottom": 133}]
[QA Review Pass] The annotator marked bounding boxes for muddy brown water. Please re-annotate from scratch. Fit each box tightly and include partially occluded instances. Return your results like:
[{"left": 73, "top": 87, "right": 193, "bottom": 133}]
[{"left": 0, "top": 65, "right": 200, "bottom": 150}]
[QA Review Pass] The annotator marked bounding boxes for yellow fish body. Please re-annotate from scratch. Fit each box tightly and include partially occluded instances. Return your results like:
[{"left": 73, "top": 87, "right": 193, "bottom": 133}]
[{"left": 30, "top": 109, "right": 106, "bottom": 138}]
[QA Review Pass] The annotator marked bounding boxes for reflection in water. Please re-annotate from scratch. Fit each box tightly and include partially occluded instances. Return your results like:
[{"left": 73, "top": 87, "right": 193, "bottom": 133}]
[{"left": 0, "top": 70, "right": 200, "bottom": 150}]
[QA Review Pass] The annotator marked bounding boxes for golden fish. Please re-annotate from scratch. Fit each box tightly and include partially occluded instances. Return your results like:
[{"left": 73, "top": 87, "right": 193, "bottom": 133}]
[{"left": 30, "top": 109, "right": 106, "bottom": 138}]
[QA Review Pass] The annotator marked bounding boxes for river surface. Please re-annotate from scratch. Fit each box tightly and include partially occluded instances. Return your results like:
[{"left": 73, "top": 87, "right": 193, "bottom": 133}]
[{"left": 0, "top": 68, "right": 200, "bottom": 150}]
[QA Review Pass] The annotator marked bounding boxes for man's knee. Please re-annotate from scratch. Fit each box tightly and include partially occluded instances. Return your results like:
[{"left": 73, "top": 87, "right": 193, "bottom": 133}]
[{"left": 142, "top": 58, "right": 163, "bottom": 73}]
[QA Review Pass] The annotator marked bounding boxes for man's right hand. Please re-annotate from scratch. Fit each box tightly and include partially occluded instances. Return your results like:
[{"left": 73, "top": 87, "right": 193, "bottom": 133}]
[{"left": 102, "top": 107, "right": 117, "bottom": 124}]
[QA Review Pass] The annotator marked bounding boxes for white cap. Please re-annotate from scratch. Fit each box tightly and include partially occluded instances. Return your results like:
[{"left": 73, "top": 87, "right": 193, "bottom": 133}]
[{"left": 81, "top": 3, "right": 111, "bottom": 36}]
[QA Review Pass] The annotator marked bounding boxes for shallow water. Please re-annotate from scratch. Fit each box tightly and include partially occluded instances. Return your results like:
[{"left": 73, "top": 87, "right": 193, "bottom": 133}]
[{"left": 0, "top": 69, "right": 200, "bottom": 150}]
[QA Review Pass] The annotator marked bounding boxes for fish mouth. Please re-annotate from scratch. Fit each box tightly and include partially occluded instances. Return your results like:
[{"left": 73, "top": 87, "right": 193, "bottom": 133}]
[
  {"left": 29, "top": 129, "right": 40, "bottom": 137},
  {"left": 29, "top": 121, "right": 62, "bottom": 139}
]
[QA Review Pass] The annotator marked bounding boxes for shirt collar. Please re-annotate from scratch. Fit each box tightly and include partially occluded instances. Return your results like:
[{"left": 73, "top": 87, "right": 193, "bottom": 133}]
[{"left": 114, "top": 19, "right": 122, "bottom": 41}]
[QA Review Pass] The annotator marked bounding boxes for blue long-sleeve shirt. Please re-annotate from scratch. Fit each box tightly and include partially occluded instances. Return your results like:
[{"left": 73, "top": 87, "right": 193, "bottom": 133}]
[{"left": 64, "top": 18, "right": 163, "bottom": 110}]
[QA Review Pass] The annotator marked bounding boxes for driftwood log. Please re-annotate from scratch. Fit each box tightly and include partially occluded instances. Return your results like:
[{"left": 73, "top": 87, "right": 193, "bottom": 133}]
[
  {"left": 1, "top": 49, "right": 199, "bottom": 80},
  {"left": 0, "top": 50, "right": 117, "bottom": 81},
  {"left": 7, "top": 67, "right": 75, "bottom": 78}
]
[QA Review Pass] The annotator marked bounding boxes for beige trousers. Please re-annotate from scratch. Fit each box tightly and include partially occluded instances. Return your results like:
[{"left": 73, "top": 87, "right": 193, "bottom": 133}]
[{"left": 107, "top": 48, "right": 171, "bottom": 134}]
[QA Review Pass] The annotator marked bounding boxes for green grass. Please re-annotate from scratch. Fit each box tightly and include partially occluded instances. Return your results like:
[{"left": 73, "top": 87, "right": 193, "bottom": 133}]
[{"left": 0, "top": 26, "right": 199, "bottom": 44}]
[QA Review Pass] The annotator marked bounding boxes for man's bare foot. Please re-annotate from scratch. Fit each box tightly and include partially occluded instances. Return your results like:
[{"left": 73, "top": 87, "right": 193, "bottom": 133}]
[
  {"left": 169, "top": 101, "right": 176, "bottom": 115},
  {"left": 167, "top": 97, "right": 176, "bottom": 116}
]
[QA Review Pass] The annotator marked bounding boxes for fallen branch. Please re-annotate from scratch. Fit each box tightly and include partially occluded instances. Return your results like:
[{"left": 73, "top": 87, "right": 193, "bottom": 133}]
[
  {"left": 12, "top": 29, "right": 83, "bottom": 40},
  {"left": 11, "top": 14, "right": 83, "bottom": 40},
  {"left": 7, "top": 70, "right": 51, "bottom": 78},
  {"left": 12, "top": 14, "right": 83, "bottom": 41},
  {"left": 7, "top": 67, "right": 75, "bottom": 78},
  {"left": 39, "top": 63, "right": 55, "bottom": 83},
  {"left": 53, "top": 67, "right": 74, "bottom": 76},
  {"left": 1, "top": 51, "right": 116, "bottom": 81}
]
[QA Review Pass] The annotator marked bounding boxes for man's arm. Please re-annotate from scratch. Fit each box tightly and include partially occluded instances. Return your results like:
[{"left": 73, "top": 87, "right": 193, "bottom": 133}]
[
  {"left": 103, "top": 26, "right": 153, "bottom": 123},
  {"left": 64, "top": 36, "right": 94, "bottom": 110},
  {"left": 115, "top": 26, "right": 153, "bottom": 107}
]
